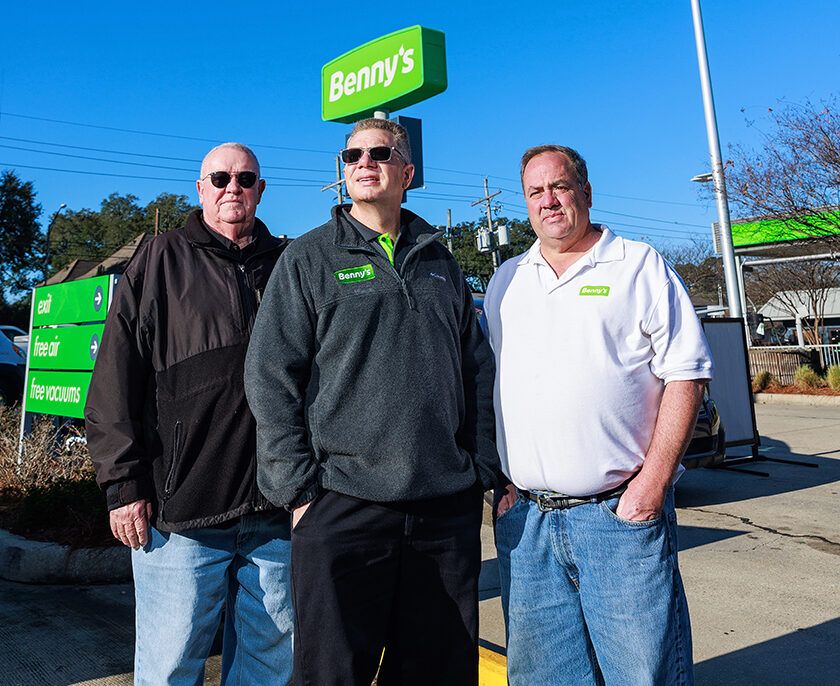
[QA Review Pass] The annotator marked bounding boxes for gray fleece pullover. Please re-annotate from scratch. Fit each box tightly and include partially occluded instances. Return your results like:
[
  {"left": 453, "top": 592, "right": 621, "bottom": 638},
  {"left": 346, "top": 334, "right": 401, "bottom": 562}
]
[{"left": 244, "top": 206, "right": 499, "bottom": 508}]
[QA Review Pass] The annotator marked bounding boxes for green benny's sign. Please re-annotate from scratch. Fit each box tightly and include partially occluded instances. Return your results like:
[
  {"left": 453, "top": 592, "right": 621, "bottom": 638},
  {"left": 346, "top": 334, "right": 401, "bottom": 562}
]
[{"left": 322, "top": 25, "right": 447, "bottom": 123}]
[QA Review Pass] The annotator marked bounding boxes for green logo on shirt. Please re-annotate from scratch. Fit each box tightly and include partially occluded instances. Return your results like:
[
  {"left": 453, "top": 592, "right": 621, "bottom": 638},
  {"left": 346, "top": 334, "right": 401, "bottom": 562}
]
[
  {"left": 579, "top": 285, "right": 610, "bottom": 296},
  {"left": 334, "top": 263, "right": 376, "bottom": 284}
]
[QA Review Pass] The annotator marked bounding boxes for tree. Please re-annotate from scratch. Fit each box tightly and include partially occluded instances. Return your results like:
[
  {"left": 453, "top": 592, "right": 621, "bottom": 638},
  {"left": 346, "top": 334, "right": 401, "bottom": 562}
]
[
  {"left": 726, "top": 96, "right": 840, "bottom": 245},
  {"left": 744, "top": 261, "right": 839, "bottom": 345},
  {"left": 448, "top": 216, "right": 534, "bottom": 291},
  {"left": 145, "top": 193, "right": 198, "bottom": 234},
  {"left": 48, "top": 192, "right": 198, "bottom": 274},
  {"left": 49, "top": 208, "right": 107, "bottom": 273},
  {"left": 99, "top": 193, "right": 147, "bottom": 250},
  {"left": 0, "top": 170, "right": 44, "bottom": 295},
  {"left": 658, "top": 240, "right": 724, "bottom": 305}
]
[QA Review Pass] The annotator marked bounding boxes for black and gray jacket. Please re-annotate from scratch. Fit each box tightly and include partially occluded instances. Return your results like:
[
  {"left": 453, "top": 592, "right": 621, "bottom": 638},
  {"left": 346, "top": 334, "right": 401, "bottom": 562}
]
[
  {"left": 244, "top": 205, "right": 499, "bottom": 509},
  {"left": 85, "top": 210, "right": 287, "bottom": 532}
]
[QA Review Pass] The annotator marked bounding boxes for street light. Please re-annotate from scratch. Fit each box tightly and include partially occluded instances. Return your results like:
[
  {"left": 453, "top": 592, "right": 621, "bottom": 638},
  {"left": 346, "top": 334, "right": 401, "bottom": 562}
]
[
  {"left": 44, "top": 202, "right": 67, "bottom": 280},
  {"left": 691, "top": 171, "right": 751, "bottom": 334},
  {"left": 690, "top": 0, "right": 743, "bottom": 319}
]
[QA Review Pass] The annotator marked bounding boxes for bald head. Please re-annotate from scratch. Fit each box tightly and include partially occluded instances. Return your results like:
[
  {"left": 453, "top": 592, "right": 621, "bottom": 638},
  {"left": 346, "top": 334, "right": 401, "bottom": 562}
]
[{"left": 200, "top": 142, "right": 261, "bottom": 179}]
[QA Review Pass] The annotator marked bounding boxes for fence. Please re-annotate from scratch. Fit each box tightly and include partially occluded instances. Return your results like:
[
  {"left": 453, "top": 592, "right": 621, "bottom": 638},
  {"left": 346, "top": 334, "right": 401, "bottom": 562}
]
[{"left": 748, "top": 345, "right": 840, "bottom": 385}]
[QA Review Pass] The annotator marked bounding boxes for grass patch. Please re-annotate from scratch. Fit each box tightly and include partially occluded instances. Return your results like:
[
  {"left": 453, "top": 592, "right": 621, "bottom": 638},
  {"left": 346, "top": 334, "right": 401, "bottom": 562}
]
[
  {"left": 752, "top": 370, "right": 774, "bottom": 392},
  {"left": 827, "top": 365, "right": 840, "bottom": 392},
  {"left": 793, "top": 365, "right": 824, "bottom": 390}
]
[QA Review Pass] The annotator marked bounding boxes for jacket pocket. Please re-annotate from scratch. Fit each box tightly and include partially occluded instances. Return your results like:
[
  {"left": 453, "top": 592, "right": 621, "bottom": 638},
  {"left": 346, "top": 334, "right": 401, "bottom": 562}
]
[{"left": 162, "top": 420, "right": 183, "bottom": 500}]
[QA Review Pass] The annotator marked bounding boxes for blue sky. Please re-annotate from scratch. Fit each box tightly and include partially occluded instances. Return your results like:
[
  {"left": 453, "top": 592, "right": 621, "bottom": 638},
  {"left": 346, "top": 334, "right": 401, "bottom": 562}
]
[{"left": 1, "top": 1, "right": 838, "bottom": 249}]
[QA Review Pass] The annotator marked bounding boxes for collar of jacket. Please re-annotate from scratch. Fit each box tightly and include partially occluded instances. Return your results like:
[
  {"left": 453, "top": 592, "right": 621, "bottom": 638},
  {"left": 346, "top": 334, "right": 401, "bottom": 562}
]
[
  {"left": 184, "top": 209, "right": 286, "bottom": 258},
  {"left": 331, "top": 204, "right": 443, "bottom": 254}
]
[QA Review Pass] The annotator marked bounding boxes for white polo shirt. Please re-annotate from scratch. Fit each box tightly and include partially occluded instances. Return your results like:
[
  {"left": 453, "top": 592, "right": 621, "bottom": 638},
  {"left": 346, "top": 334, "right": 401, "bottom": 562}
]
[{"left": 483, "top": 226, "right": 713, "bottom": 496}]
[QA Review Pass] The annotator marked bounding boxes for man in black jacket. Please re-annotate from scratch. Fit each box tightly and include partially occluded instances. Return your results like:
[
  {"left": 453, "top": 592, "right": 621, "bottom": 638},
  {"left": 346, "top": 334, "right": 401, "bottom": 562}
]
[
  {"left": 85, "top": 143, "right": 293, "bottom": 685},
  {"left": 245, "top": 119, "right": 499, "bottom": 686}
]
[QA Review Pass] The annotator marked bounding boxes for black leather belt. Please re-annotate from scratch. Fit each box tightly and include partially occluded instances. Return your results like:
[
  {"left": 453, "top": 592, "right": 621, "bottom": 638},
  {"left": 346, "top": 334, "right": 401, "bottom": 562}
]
[{"left": 518, "top": 482, "right": 629, "bottom": 513}]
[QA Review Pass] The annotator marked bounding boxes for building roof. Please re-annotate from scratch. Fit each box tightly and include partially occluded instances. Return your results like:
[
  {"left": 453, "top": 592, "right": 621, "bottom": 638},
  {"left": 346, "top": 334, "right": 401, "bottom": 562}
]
[
  {"left": 758, "top": 287, "right": 840, "bottom": 320},
  {"left": 42, "top": 233, "right": 151, "bottom": 285},
  {"left": 78, "top": 233, "right": 152, "bottom": 280},
  {"left": 43, "top": 259, "right": 100, "bottom": 286}
]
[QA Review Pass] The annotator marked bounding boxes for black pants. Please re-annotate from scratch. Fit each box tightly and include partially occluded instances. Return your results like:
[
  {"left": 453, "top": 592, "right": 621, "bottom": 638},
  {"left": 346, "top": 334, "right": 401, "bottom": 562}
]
[{"left": 290, "top": 485, "right": 484, "bottom": 686}]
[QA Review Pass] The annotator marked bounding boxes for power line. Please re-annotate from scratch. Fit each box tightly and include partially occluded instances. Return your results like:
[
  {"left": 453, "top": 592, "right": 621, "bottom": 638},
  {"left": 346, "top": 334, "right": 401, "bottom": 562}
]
[
  {"left": 493, "top": 200, "right": 703, "bottom": 238},
  {"left": 1, "top": 110, "right": 713, "bottom": 234},
  {"left": 0, "top": 144, "right": 332, "bottom": 184},
  {"left": 0, "top": 111, "right": 335, "bottom": 155},
  {"left": 0, "top": 135, "right": 333, "bottom": 173},
  {"left": 497, "top": 195, "right": 708, "bottom": 229},
  {"left": 0, "top": 143, "right": 196, "bottom": 172},
  {"left": 594, "top": 220, "right": 702, "bottom": 237},
  {"left": 0, "top": 162, "right": 323, "bottom": 186},
  {"left": 496, "top": 185, "right": 699, "bottom": 208},
  {"left": 590, "top": 208, "right": 709, "bottom": 229}
]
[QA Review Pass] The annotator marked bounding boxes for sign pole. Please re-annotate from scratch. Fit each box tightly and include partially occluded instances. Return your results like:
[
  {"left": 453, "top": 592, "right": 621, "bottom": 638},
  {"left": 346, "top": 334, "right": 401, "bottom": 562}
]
[
  {"left": 690, "top": 0, "right": 743, "bottom": 319},
  {"left": 17, "top": 287, "right": 37, "bottom": 460}
]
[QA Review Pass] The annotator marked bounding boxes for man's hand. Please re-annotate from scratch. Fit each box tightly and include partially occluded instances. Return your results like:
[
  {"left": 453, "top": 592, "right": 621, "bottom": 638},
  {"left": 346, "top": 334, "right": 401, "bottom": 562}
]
[
  {"left": 615, "top": 379, "right": 706, "bottom": 522},
  {"left": 494, "top": 482, "right": 518, "bottom": 520},
  {"left": 615, "top": 476, "right": 667, "bottom": 522},
  {"left": 292, "top": 501, "right": 311, "bottom": 530},
  {"left": 109, "top": 499, "right": 152, "bottom": 549}
]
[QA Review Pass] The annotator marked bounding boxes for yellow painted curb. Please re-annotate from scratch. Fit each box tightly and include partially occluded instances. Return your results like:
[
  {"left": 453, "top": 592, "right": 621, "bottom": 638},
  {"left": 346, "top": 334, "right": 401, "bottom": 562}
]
[{"left": 478, "top": 645, "right": 507, "bottom": 685}]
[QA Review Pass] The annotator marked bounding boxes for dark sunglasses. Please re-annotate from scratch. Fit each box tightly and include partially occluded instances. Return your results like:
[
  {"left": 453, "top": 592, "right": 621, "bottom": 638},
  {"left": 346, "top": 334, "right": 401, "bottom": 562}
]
[
  {"left": 340, "top": 146, "right": 405, "bottom": 165},
  {"left": 202, "top": 171, "right": 259, "bottom": 189}
]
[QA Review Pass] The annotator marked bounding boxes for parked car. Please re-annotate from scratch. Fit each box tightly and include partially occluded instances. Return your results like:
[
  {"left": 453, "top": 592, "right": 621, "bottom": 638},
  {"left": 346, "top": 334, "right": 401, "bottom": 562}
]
[
  {"left": 472, "top": 292, "right": 485, "bottom": 318},
  {"left": 682, "top": 388, "right": 725, "bottom": 469},
  {"left": 0, "top": 334, "right": 26, "bottom": 405},
  {"left": 1, "top": 325, "right": 28, "bottom": 363}
]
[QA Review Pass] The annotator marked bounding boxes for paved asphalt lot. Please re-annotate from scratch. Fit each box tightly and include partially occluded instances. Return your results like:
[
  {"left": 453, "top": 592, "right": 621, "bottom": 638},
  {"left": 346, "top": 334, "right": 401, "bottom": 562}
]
[{"left": 2, "top": 401, "right": 839, "bottom": 685}]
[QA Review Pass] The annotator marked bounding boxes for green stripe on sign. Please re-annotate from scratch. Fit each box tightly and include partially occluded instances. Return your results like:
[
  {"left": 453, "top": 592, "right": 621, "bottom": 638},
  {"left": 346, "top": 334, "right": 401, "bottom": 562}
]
[
  {"left": 334, "top": 263, "right": 376, "bottom": 284},
  {"left": 26, "top": 371, "right": 92, "bottom": 419},
  {"left": 28, "top": 324, "right": 106, "bottom": 371}
]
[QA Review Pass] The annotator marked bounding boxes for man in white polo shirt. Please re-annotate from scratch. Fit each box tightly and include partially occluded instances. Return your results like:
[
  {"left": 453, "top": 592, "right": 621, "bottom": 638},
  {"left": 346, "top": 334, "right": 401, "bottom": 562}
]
[{"left": 484, "top": 145, "right": 712, "bottom": 685}]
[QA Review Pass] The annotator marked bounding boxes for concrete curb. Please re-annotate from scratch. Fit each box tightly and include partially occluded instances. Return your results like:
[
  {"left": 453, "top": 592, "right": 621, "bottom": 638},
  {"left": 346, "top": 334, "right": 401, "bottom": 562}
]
[
  {"left": 0, "top": 529, "right": 131, "bottom": 584},
  {"left": 754, "top": 393, "right": 840, "bottom": 407},
  {"left": 479, "top": 645, "right": 507, "bottom": 685}
]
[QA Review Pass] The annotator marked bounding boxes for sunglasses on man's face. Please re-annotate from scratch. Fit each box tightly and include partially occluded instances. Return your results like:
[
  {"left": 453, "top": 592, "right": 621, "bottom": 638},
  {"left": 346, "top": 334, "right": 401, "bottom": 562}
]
[
  {"left": 202, "top": 171, "right": 259, "bottom": 189},
  {"left": 340, "top": 146, "right": 405, "bottom": 165}
]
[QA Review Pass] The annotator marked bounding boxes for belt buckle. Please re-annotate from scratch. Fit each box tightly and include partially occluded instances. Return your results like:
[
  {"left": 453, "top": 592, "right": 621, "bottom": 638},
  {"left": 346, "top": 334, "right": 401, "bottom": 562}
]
[{"left": 536, "top": 493, "right": 556, "bottom": 512}]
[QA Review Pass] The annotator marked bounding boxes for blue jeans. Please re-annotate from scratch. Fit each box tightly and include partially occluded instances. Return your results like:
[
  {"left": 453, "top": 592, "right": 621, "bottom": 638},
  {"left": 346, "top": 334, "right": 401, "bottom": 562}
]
[
  {"left": 496, "top": 489, "right": 693, "bottom": 686},
  {"left": 132, "top": 510, "right": 293, "bottom": 685}
]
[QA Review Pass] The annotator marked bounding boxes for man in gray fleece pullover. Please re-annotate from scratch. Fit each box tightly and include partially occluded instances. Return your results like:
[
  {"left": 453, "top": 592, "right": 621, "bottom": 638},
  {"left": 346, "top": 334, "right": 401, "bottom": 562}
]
[{"left": 245, "top": 118, "right": 499, "bottom": 685}]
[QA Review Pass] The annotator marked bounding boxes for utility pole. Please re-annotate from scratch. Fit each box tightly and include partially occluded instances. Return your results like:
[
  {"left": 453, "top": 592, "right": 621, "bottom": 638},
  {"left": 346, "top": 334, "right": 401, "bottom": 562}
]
[
  {"left": 471, "top": 177, "right": 503, "bottom": 271},
  {"left": 446, "top": 208, "right": 453, "bottom": 252},
  {"left": 320, "top": 155, "right": 345, "bottom": 205},
  {"left": 154, "top": 207, "right": 160, "bottom": 236}
]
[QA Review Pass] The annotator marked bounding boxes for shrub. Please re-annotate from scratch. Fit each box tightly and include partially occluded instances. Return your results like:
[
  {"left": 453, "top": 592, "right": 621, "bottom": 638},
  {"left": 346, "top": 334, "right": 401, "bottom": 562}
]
[
  {"left": 752, "top": 370, "right": 773, "bottom": 392},
  {"left": 793, "top": 365, "right": 823, "bottom": 390},
  {"left": 827, "top": 365, "right": 840, "bottom": 392},
  {"left": 0, "top": 405, "right": 112, "bottom": 547}
]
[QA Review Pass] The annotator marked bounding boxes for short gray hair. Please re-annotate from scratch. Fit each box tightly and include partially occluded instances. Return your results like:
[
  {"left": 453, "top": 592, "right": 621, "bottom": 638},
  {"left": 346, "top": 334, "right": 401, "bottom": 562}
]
[
  {"left": 200, "top": 142, "right": 261, "bottom": 178},
  {"left": 520, "top": 145, "right": 588, "bottom": 188},
  {"left": 347, "top": 118, "right": 412, "bottom": 164}
]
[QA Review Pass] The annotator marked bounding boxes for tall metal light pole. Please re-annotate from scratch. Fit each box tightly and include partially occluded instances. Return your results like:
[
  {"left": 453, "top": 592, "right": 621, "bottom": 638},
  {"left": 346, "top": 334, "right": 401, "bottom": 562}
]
[
  {"left": 43, "top": 202, "right": 67, "bottom": 280},
  {"left": 690, "top": 0, "right": 743, "bottom": 318}
]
